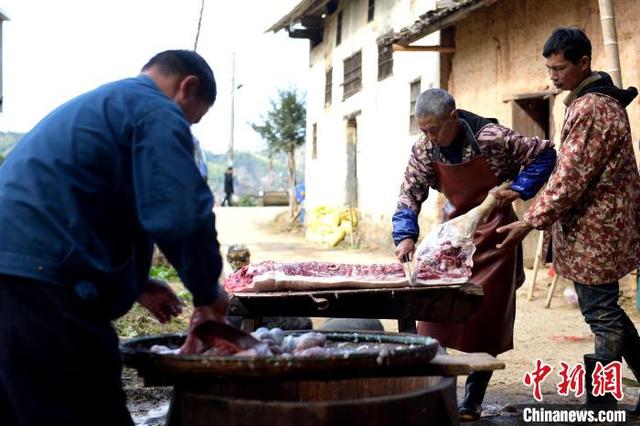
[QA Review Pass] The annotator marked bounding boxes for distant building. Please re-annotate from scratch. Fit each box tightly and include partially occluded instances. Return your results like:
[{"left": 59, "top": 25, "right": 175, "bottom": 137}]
[{"left": 270, "top": 0, "right": 446, "bottom": 247}]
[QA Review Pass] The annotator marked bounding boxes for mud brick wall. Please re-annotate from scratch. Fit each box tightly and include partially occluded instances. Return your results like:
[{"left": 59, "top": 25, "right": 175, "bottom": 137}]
[{"left": 449, "top": 0, "right": 640, "bottom": 158}]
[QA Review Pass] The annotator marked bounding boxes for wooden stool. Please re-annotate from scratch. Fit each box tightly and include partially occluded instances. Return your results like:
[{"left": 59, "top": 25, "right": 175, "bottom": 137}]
[
  {"left": 527, "top": 231, "right": 545, "bottom": 301},
  {"left": 528, "top": 230, "right": 562, "bottom": 308},
  {"left": 544, "top": 274, "right": 560, "bottom": 309}
]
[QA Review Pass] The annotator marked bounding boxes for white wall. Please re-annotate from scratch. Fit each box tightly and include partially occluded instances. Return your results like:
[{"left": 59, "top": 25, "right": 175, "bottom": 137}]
[{"left": 305, "top": 0, "right": 440, "bottom": 225}]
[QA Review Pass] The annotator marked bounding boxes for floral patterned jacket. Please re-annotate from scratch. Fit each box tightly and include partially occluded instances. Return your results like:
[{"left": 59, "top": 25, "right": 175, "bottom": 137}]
[
  {"left": 396, "top": 118, "right": 555, "bottom": 218},
  {"left": 524, "top": 75, "right": 640, "bottom": 284}
]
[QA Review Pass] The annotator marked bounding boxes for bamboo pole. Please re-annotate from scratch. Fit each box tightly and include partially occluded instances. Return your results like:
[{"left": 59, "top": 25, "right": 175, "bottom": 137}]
[{"left": 597, "top": 0, "right": 622, "bottom": 87}]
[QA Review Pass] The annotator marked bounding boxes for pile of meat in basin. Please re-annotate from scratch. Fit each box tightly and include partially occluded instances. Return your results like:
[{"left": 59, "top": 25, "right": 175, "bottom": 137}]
[{"left": 151, "top": 327, "right": 329, "bottom": 358}]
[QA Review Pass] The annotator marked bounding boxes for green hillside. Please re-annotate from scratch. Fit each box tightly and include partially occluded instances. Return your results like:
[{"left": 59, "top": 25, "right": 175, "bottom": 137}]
[
  {"left": 204, "top": 149, "right": 304, "bottom": 204},
  {"left": 0, "top": 132, "right": 24, "bottom": 156}
]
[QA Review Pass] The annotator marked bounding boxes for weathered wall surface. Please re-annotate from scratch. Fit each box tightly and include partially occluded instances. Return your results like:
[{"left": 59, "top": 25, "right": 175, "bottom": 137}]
[
  {"left": 447, "top": 0, "right": 640, "bottom": 264},
  {"left": 450, "top": 0, "right": 640, "bottom": 151}
]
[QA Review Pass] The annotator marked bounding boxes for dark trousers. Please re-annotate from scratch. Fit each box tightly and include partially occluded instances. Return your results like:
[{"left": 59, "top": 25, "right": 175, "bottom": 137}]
[
  {"left": 461, "top": 370, "right": 493, "bottom": 410},
  {"left": 574, "top": 281, "right": 640, "bottom": 380},
  {"left": 221, "top": 192, "right": 232, "bottom": 206},
  {"left": 0, "top": 275, "right": 133, "bottom": 426}
]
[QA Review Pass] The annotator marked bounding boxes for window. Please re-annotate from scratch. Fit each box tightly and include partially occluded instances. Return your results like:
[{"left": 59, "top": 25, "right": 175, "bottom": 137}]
[
  {"left": 343, "top": 51, "right": 362, "bottom": 99},
  {"left": 367, "top": 0, "right": 375, "bottom": 22},
  {"left": 377, "top": 44, "right": 393, "bottom": 80},
  {"left": 409, "top": 80, "right": 421, "bottom": 134},
  {"left": 336, "top": 11, "right": 343, "bottom": 46},
  {"left": 325, "top": 68, "right": 332, "bottom": 106},
  {"left": 312, "top": 123, "right": 318, "bottom": 159}
]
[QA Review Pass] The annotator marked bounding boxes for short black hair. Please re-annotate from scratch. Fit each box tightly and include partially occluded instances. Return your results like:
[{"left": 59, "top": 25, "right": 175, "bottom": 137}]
[
  {"left": 142, "top": 50, "right": 217, "bottom": 105},
  {"left": 543, "top": 27, "right": 592, "bottom": 64}
]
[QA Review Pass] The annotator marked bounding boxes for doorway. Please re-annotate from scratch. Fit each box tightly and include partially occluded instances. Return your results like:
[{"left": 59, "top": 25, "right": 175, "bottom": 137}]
[
  {"left": 345, "top": 118, "right": 358, "bottom": 207},
  {"left": 512, "top": 97, "right": 550, "bottom": 140},
  {"left": 511, "top": 95, "right": 552, "bottom": 267}
]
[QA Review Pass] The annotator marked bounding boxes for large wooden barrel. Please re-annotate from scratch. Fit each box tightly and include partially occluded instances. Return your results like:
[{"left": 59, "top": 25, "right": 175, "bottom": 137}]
[
  {"left": 168, "top": 375, "right": 457, "bottom": 426},
  {"left": 122, "top": 332, "right": 457, "bottom": 425}
]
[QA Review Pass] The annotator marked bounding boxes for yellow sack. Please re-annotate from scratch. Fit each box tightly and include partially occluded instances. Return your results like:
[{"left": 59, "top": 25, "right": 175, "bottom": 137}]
[
  {"left": 305, "top": 204, "right": 357, "bottom": 247},
  {"left": 324, "top": 228, "right": 347, "bottom": 246},
  {"left": 338, "top": 207, "right": 359, "bottom": 226},
  {"left": 305, "top": 227, "right": 346, "bottom": 247}
]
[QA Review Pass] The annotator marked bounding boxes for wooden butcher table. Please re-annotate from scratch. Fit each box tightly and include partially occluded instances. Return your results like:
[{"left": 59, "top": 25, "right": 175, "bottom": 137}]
[{"left": 228, "top": 282, "right": 484, "bottom": 333}]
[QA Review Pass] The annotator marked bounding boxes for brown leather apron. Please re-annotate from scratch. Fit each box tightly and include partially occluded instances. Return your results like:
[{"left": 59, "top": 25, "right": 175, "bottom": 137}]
[{"left": 417, "top": 144, "right": 517, "bottom": 356}]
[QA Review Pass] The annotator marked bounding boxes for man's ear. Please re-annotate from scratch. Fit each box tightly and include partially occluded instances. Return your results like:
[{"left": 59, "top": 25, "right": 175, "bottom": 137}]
[
  {"left": 578, "top": 55, "right": 591, "bottom": 72},
  {"left": 450, "top": 109, "right": 459, "bottom": 120},
  {"left": 178, "top": 75, "right": 201, "bottom": 99}
]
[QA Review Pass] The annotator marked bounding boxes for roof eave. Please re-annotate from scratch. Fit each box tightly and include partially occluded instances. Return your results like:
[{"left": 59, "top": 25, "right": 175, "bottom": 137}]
[
  {"left": 378, "top": 0, "right": 498, "bottom": 46},
  {"left": 267, "top": 0, "right": 333, "bottom": 33}
]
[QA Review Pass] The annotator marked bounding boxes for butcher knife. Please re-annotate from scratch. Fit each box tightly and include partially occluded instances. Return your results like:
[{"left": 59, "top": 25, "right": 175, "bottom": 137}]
[
  {"left": 402, "top": 253, "right": 416, "bottom": 286},
  {"left": 193, "top": 320, "right": 262, "bottom": 350}
]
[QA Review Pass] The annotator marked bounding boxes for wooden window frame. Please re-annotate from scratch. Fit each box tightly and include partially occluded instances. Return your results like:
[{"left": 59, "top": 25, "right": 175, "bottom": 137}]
[
  {"left": 409, "top": 79, "right": 421, "bottom": 134},
  {"left": 325, "top": 68, "right": 333, "bottom": 107},
  {"left": 336, "top": 11, "right": 343, "bottom": 46},
  {"left": 377, "top": 44, "right": 393, "bottom": 81},
  {"left": 312, "top": 123, "right": 318, "bottom": 159},
  {"left": 343, "top": 51, "right": 362, "bottom": 100},
  {"left": 367, "top": 0, "right": 375, "bottom": 22}
]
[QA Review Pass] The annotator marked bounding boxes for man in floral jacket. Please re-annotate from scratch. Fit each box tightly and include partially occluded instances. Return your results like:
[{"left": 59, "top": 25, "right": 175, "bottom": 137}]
[{"left": 497, "top": 27, "right": 640, "bottom": 408}]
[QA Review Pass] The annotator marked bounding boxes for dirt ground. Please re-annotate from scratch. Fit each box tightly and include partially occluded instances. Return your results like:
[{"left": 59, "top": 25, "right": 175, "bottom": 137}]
[{"left": 128, "top": 206, "right": 640, "bottom": 424}]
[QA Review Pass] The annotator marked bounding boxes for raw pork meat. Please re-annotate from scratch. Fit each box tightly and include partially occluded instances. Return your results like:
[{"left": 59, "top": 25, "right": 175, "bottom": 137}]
[
  {"left": 224, "top": 260, "right": 408, "bottom": 293},
  {"left": 415, "top": 240, "right": 473, "bottom": 282},
  {"left": 178, "top": 328, "right": 248, "bottom": 356},
  {"left": 171, "top": 326, "right": 328, "bottom": 358},
  {"left": 415, "top": 238, "right": 473, "bottom": 284}
]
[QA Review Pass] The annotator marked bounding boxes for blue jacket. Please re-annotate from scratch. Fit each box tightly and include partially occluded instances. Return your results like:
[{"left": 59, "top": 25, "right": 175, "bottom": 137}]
[{"left": 0, "top": 75, "right": 222, "bottom": 318}]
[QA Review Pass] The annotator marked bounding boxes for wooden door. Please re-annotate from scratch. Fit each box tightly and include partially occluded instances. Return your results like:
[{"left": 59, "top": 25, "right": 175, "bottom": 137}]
[{"left": 345, "top": 118, "right": 358, "bottom": 207}]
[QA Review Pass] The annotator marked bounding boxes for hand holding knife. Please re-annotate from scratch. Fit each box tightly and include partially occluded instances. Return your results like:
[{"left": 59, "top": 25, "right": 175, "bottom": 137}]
[{"left": 402, "top": 252, "right": 417, "bottom": 286}]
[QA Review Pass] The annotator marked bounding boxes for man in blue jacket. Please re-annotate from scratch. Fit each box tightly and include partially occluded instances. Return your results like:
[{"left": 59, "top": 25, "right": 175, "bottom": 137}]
[{"left": 0, "top": 50, "right": 227, "bottom": 426}]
